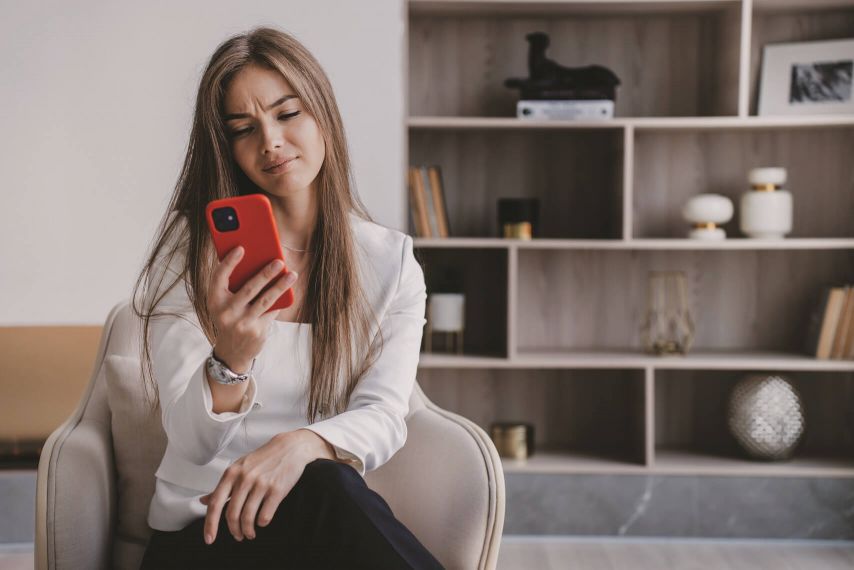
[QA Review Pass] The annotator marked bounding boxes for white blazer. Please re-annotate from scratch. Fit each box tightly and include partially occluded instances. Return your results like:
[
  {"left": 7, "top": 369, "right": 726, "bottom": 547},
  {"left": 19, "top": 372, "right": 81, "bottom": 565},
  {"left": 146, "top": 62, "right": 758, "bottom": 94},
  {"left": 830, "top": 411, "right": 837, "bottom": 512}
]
[{"left": 144, "top": 211, "right": 426, "bottom": 531}]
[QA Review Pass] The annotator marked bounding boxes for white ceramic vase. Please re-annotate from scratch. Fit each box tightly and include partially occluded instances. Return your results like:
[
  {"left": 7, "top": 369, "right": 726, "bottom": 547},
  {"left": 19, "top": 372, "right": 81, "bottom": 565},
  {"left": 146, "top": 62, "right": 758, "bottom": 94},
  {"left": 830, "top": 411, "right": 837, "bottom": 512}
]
[{"left": 740, "top": 167, "right": 793, "bottom": 239}]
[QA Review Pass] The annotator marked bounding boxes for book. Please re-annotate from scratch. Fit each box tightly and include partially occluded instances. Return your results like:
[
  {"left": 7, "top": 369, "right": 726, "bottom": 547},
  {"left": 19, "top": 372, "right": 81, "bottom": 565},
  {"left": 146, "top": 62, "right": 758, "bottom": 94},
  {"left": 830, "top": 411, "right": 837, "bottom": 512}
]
[
  {"left": 420, "top": 166, "right": 442, "bottom": 238},
  {"left": 427, "top": 165, "right": 450, "bottom": 238},
  {"left": 517, "top": 99, "right": 614, "bottom": 120},
  {"left": 831, "top": 286, "right": 853, "bottom": 359},
  {"left": 816, "top": 286, "right": 848, "bottom": 359},
  {"left": 836, "top": 286, "right": 854, "bottom": 360},
  {"left": 408, "top": 166, "right": 431, "bottom": 237},
  {"left": 804, "top": 287, "right": 831, "bottom": 357}
]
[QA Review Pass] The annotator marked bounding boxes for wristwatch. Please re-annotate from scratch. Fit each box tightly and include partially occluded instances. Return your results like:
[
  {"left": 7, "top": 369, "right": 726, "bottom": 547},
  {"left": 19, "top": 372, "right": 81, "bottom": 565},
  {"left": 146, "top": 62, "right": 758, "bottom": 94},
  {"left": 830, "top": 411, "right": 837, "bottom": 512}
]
[{"left": 206, "top": 349, "right": 255, "bottom": 385}]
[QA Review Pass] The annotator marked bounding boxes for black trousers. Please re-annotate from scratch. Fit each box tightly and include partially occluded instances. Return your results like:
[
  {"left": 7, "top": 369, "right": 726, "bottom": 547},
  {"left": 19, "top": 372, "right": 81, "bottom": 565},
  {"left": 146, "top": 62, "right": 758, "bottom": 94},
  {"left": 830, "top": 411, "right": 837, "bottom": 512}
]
[{"left": 140, "top": 459, "right": 444, "bottom": 569}]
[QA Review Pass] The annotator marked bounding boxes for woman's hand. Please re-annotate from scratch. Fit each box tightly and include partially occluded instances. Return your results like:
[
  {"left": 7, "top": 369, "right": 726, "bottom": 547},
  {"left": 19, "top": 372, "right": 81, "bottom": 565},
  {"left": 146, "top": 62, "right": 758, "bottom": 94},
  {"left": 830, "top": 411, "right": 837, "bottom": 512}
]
[
  {"left": 207, "top": 245, "right": 298, "bottom": 373},
  {"left": 199, "top": 430, "right": 319, "bottom": 544}
]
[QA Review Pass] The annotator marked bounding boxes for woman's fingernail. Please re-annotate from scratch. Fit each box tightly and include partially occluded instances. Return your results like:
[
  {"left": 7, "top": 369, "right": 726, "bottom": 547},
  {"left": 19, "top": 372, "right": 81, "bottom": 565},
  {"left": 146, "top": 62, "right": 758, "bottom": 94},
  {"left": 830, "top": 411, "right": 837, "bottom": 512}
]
[
  {"left": 270, "top": 260, "right": 284, "bottom": 271},
  {"left": 205, "top": 534, "right": 212, "bottom": 545}
]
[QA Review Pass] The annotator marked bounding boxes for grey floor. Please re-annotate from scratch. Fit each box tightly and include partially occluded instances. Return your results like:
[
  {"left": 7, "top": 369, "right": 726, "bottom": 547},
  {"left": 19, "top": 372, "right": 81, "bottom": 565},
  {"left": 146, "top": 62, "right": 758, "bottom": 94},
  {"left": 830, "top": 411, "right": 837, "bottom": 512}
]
[{"left": 5, "top": 537, "right": 854, "bottom": 569}]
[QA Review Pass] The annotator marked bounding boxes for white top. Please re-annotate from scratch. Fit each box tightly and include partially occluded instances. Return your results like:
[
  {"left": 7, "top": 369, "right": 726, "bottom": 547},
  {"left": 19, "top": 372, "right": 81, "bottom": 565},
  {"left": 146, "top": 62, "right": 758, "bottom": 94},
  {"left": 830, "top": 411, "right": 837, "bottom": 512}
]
[{"left": 144, "top": 212, "right": 426, "bottom": 531}]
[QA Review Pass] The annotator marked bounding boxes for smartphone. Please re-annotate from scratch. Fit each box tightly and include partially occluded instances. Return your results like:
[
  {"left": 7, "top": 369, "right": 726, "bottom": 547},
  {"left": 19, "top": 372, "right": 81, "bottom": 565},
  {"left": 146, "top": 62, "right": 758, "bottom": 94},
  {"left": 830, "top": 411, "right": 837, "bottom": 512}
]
[{"left": 205, "top": 194, "right": 295, "bottom": 312}]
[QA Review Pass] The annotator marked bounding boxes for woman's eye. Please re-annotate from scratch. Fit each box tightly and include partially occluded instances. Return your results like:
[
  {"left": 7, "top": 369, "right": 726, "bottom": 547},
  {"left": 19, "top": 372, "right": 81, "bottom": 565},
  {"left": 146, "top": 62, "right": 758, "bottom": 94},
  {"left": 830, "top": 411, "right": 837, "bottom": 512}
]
[{"left": 229, "top": 112, "right": 300, "bottom": 138}]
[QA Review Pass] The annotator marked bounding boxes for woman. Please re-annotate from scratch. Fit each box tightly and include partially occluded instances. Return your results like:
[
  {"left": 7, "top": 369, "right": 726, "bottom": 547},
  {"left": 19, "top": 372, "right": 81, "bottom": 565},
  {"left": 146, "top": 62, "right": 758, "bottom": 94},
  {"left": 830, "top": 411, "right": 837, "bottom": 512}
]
[{"left": 132, "top": 26, "right": 442, "bottom": 569}]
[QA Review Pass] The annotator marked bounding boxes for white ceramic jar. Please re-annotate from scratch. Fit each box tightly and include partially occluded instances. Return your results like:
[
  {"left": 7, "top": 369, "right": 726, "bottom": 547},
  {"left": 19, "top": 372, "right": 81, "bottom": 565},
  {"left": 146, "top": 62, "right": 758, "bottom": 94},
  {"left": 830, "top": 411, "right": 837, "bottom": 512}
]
[{"left": 740, "top": 167, "right": 793, "bottom": 239}]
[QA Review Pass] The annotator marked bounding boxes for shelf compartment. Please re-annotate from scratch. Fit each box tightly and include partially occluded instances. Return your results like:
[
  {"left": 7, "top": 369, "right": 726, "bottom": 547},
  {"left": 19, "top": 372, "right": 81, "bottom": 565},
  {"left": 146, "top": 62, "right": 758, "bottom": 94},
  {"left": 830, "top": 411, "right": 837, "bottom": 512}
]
[
  {"left": 654, "top": 369, "right": 854, "bottom": 476},
  {"left": 417, "top": 367, "right": 648, "bottom": 469},
  {"left": 501, "top": 448, "right": 648, "bottom": 475},
  {"left": 408, "top": 1, "right": 742, "bottom": 118},
  {"left": 515, "top": 248, "right": 854, "bottom": 354},
  {"left": 409, "top": 129, "right": 624, "bottom": 238},
  {"left": 632, "top": 126, "right": 854, "bottom": 239},
  {"left": 415, "top": 247, "right": 509, "bottom": 358},
  {"left": 750, "top": 3, "right": 854, "bottom": 116}
]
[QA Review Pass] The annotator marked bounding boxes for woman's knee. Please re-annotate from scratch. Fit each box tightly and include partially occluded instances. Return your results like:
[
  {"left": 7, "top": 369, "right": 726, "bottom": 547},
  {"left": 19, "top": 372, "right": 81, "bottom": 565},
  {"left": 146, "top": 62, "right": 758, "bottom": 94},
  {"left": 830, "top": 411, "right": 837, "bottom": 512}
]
[{"left": 299, "top": 458, "right": 363, "bottom": 497}]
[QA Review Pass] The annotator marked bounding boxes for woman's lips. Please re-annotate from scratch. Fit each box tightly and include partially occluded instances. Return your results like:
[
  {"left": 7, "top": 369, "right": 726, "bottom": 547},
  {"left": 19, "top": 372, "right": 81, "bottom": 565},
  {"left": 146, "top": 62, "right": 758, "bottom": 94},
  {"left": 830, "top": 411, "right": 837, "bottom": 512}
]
[{"left": 263, "top": 157, "right": 298, "bottom": 174}]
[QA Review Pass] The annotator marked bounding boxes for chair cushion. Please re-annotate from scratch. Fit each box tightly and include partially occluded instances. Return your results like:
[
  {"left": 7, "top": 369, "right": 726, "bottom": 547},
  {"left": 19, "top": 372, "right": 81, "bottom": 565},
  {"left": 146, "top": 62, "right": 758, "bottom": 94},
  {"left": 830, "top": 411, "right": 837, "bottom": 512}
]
[{"left": 103, "top": 353, "right": 167, "bottom": 567}]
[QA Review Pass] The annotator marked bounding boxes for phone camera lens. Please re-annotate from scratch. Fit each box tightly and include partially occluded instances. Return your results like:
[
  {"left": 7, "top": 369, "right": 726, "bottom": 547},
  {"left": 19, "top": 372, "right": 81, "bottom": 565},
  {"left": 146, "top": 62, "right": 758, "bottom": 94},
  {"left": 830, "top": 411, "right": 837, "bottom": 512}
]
[{"left": 213, "top": 207, "right": 239, "bottom": 232}]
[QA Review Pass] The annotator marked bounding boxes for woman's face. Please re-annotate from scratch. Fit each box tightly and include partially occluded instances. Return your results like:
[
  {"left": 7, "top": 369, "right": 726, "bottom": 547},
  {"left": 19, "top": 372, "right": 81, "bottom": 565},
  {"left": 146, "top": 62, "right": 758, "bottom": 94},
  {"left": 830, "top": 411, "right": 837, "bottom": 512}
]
[{"left": 223, "top": 64, "right": 326, "bottom": 198}]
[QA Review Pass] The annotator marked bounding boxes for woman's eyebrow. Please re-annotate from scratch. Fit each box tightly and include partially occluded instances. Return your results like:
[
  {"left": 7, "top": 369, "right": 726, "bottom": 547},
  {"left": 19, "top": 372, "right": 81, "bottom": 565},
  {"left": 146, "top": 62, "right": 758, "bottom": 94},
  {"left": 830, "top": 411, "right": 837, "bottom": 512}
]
[{"left": 224, "top": 94, "right": 299, "bottom": 121}]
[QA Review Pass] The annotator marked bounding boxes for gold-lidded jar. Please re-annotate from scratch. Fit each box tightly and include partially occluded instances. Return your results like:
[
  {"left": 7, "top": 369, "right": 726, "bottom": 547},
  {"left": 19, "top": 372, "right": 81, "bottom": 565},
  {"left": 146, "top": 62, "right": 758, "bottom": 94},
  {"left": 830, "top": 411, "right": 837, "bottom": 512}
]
[{"left": 490, "top": 422, "right": 535, "bottom": 460}]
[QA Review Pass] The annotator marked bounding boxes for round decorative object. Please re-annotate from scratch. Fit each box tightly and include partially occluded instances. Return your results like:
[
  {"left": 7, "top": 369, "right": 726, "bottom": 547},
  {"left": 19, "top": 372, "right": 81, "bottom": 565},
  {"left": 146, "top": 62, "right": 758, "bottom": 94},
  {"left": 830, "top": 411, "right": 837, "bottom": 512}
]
[
  {"left": 727, "top": 374, "right": 805, "bottom": 461},
  {"left": 682, "top": 193, "right": 734, "bottom": 240}
]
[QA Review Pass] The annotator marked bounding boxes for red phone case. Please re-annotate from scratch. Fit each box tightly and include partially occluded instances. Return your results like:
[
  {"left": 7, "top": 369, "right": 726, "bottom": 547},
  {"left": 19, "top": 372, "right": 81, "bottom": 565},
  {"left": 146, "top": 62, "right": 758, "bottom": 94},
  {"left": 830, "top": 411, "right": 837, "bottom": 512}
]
[{"left": 205, "top": 194, "right": 295, "bottom": 312}]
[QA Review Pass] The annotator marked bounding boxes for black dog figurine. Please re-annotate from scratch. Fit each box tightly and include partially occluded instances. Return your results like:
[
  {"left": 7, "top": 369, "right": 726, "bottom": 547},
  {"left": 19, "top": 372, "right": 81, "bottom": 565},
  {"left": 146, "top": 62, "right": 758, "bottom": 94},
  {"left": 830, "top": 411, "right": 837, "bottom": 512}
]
[{"left": 505, "top": 32, "right": 620, "bottom": 101}]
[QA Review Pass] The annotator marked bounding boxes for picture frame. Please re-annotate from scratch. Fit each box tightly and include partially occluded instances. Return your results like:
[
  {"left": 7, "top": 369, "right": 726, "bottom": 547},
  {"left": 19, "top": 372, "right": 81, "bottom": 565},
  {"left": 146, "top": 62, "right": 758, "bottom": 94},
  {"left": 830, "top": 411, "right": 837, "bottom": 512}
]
[{"left": 758, "top": 38, "right": 854, "bottom": 116}]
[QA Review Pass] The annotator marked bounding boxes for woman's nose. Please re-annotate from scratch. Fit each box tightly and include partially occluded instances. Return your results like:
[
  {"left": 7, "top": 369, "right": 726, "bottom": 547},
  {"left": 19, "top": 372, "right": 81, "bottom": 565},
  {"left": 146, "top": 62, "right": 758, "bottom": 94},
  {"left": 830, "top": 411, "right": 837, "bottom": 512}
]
[{"left": 260, "top": 119, "right": 284, "bottom": 152}]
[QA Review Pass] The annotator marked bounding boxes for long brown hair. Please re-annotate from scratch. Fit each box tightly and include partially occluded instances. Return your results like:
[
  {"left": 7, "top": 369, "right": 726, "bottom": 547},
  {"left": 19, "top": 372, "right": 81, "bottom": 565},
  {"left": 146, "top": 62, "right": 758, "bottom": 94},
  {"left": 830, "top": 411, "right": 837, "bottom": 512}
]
[{"left": 131, "top": 26, "right": 378, "bottom": 424}]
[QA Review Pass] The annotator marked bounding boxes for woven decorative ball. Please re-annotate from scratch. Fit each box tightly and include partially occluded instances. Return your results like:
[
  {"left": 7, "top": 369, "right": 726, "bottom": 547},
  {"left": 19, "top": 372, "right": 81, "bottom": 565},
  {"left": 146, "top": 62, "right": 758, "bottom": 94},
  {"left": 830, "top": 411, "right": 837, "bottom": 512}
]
[{"left": 727, "top": 374, "right": 805, "bottom": 461}]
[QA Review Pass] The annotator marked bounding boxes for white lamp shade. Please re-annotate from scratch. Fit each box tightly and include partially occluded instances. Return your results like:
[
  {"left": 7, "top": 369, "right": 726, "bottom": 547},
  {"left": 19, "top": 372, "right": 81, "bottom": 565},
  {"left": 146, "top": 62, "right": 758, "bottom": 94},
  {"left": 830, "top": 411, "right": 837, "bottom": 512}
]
[{"left": 428, "top": 293, "right": 465, "bottom": 332}]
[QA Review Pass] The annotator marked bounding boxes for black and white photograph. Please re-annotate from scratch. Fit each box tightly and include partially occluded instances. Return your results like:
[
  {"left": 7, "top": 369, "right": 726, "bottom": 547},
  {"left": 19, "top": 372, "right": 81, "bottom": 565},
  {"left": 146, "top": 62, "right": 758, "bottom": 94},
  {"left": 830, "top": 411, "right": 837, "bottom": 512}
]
[{"left": 790, "top": 59, "right": 852, "bottom": 104}]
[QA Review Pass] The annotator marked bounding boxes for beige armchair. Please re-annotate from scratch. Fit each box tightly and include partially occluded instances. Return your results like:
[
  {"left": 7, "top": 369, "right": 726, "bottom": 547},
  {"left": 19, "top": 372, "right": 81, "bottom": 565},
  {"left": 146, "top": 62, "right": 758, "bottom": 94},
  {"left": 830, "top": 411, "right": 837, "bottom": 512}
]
[{"left": 36, "top": 300, "right": 505, "bottom": 569}]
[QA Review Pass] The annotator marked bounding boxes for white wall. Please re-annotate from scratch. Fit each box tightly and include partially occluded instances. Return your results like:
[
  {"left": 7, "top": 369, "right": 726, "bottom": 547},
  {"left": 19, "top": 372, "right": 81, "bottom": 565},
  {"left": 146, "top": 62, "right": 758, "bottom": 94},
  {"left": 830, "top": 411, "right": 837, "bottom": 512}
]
[{"left": 0, "top": 0, "right": 405, "bottom": 325}]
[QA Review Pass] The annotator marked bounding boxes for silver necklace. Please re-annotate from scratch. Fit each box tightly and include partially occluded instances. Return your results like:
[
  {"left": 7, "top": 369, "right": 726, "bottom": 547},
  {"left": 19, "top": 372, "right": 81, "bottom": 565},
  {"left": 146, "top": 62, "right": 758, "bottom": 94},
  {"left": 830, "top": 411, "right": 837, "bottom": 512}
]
[{"left": 281, "top": 242, "right": 312, "bottom": 254}]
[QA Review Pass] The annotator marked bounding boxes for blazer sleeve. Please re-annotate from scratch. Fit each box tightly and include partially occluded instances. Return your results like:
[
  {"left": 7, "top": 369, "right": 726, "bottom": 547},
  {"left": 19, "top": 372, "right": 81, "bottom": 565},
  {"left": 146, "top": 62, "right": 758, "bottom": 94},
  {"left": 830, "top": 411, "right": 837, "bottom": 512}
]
[
  {"left": 145, "top": 237, "right": 259, "bottom": 466},
  {"left": 301, "top": 234, "right": 426, "bottom": 476}
]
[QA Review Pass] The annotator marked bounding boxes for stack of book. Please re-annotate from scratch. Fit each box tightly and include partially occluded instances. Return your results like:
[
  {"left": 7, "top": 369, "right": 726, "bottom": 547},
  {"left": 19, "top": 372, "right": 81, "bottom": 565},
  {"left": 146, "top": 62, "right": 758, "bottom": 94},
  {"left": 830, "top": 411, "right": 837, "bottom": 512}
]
[
  {"left": 408, "top": 165, "right": 450, "bottom": 238},
  {"left": 804, "top": 285, "right": 854, "bottom": 360},
  {"left": 516, "top": 99, "right": 614, "bottom": 120}
]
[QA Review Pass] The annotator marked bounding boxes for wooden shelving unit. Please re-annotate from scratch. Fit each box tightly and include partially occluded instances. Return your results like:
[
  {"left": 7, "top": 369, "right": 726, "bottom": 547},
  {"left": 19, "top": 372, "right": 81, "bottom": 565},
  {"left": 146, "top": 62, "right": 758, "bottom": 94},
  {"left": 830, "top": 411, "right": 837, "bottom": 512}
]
[{"left": 406, "top": 0, "right": 854, "bottom": 478}]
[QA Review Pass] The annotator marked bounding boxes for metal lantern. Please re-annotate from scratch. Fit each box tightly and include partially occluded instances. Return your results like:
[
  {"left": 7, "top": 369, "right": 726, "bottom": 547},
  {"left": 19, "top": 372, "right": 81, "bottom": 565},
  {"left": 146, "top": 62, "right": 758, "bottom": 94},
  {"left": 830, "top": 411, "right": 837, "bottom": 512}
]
[{"left": 727, "top": 374, "right": 805, "bottom": 461}]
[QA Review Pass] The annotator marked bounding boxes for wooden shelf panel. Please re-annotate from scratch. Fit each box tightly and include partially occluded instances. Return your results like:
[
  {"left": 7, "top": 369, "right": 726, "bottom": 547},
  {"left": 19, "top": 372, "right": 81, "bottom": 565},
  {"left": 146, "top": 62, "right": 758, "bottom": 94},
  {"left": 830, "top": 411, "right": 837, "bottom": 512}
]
[
  {"left": 653, "top": 448, "right": 854, "bottom": 478},
  {"left": 419, "top": 350, "right": 854, "bottom": 370},
  {"left": 502, "top": 449, "right": 646, "bottom": 474},
  {"left": 498, "top": 448, "right": 854, "bottom": 477},
  {"left": 753, "top": 0, "right": 854, "bottom": 10},
  {"left": 414, "top": 238, "right": 854, "bottom": 250},
  {"left": 419, "top": 353, "right": 512, "bottom": 368},
  {"left": 409, "top": 115, "right": 854, "bottom": 131}
]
